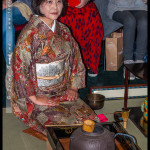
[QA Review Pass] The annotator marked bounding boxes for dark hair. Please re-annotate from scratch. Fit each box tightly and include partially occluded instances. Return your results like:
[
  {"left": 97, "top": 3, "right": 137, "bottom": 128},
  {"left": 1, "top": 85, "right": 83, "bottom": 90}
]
[{"left": 31, "top": 0, "right": 66, "bottom": 17}]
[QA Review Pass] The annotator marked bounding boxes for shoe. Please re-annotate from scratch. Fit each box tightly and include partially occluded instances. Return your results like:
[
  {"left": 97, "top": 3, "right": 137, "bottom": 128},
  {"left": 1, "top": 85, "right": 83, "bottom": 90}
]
[
  {"left": 124, "top": 60, "right": 134, "bottom": 64},
  {"left": 135, "top": 76, "right": 140, "bottom": 79},
  {"left": 134, "top": 60, "right": 145, "bottom": 79},
  {"left": 88, "top": 69, "right": 98, "bottom": 77},
  {"left": 134, "top": 60, "right": 145, "bottom": 63},
  {"left": 123, "top": 67, "right": 135, "bottom": 80}
]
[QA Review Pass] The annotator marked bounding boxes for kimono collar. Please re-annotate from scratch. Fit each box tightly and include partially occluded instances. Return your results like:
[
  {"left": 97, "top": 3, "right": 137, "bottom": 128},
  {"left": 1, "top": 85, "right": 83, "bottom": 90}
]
[
  {"left": 51, "top": 20, "right": 56, "bottom": 32},
  {"left": 33, "top": 15, "right": 56, "bottom": 32},
  {"left": 30, "top": 15, "right": 61, "bottom": 37},
  {"left": 40, "top": 18, "right": 56, "bottom": 32}
]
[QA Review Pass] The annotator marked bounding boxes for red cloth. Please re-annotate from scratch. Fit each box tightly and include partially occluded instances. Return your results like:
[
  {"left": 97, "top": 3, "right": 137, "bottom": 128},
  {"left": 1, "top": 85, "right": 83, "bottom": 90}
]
[
  {"left": 97, "top": 114, "right": 108, "bottom": 123},
  {"left": 67, "top": 0, "right": 80, "bottom": 6},
  {"left": 14, "top": 24, "right": 26, "bottom": 31},
  {"left": 59, "top": 2, "right": 103, "bottom": 73}
]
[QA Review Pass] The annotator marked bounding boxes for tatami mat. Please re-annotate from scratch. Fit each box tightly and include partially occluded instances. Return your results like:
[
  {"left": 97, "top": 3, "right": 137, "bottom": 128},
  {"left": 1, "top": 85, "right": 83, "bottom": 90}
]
[{"left": 3, "top": 98, "right": 147, "bottom": 150}]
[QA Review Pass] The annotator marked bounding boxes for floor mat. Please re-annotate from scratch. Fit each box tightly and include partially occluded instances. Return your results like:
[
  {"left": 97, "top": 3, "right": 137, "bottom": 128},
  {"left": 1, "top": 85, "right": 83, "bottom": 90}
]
[{"left": 129, "top": 107, "right": 147, "bottom": 137}]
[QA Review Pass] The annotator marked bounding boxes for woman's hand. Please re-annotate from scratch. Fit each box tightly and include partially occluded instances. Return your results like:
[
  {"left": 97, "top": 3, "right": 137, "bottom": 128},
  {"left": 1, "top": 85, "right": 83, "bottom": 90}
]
[
  {"left": 29, "top": 95, "right": 59, "bottom": 106},
  {"left": 142, "top": 0, "right": 147, "bottom": 4},
  {"left": 65, "top": 87, "right": 78, "bottom": 101},
  {"left": 75, "top": 0, "right": 89, "bottom": 8}
]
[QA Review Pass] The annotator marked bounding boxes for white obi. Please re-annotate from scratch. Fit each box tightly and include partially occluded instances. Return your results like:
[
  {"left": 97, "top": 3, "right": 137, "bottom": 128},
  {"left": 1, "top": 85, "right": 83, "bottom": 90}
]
[{"left": 36, "top": 59, "right": 66, "bottom": 87}]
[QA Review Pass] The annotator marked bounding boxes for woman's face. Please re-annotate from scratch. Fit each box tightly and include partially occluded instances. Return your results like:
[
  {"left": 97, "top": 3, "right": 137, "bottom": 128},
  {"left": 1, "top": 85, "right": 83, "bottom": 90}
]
[{"left": 40, "top": 0, "right": 63, "bottom": 26}]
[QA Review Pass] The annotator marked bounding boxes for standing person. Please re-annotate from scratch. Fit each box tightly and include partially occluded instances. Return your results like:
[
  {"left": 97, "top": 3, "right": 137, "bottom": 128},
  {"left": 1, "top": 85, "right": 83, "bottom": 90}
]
[
  {"left": 5, "top": 0, "right": 99, "bottom": 135},
  {"left": 107, "top": 0, "right": 147, "bottom": 65},
  {"left": 59, "top": 0, "right": 103, "bottom": 77}
]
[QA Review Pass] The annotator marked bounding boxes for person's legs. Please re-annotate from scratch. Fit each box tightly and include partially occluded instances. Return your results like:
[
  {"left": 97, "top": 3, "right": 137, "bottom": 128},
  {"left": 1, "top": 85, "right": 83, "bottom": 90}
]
[
  {"left": 130, "top": 10, "right": 147, "bottom": 62},
  {"left": 3, "top": 7, "right": 27, "bottom": 65},
  {"left": 113, "top": 11, "right": 136, "bottom": 63},
  {"left": 113, "top": 11, "right": 137, "bottom": 80}
]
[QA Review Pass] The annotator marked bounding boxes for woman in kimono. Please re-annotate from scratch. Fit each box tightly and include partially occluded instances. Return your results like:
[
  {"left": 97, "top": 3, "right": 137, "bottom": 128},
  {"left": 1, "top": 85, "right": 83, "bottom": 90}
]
[
  {"left": 3, "top": 0, "right": 103, "bottom": 77},
  {"left": 6, "top": 0, "right": 99, "bottom": 135}
]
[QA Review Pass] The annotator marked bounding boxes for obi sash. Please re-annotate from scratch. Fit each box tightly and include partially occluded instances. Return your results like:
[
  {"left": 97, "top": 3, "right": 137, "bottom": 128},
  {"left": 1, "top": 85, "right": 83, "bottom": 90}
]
[{"left": 36, "top": 59, "right": 66, "bottom": 87}]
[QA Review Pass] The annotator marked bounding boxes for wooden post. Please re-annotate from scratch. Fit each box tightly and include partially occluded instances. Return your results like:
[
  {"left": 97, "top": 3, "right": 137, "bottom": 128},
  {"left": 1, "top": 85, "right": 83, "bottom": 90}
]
[{"left": 124, "top": 67, "right": 128, "bottom": 110}]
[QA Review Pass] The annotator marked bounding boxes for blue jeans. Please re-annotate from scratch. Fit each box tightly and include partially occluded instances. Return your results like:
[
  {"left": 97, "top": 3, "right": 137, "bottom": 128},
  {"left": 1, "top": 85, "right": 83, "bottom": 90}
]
[
  {"left": 3, "top": 7, "right": 27, "bottom": 65},
  {"left": 113, "top": 10, "right": 147, "bottom": 61}
]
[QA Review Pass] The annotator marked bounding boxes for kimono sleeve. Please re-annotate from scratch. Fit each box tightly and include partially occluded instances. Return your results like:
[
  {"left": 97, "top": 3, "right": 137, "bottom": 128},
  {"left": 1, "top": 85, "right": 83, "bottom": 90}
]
[
  {"left": 69, "top": 36, "right": 86, "bottom": 89},
  {"left": 12, "top": 30, "right": 37, "bottom": 99}
]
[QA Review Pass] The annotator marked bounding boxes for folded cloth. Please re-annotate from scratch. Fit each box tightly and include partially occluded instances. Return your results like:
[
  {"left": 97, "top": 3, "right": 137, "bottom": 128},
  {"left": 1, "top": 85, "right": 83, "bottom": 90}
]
[
  {"left": 97, "top": 114, "right": 108, "bottom": 123},
  {"left": 23, "top": 128, "right": 47, "bottom": 141}
]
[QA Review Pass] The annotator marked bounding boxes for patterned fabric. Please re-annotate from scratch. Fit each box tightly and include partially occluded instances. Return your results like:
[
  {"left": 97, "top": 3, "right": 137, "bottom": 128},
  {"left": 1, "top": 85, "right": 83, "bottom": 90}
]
[
  {"left": 59, "top": 2, "right": 103, "bottom": 74},
  {"left": 11, "top": 2, "right": 32, "bottom": 21},
  {"left": 6, "top": 15, "right": 99, "bottom": 135}
]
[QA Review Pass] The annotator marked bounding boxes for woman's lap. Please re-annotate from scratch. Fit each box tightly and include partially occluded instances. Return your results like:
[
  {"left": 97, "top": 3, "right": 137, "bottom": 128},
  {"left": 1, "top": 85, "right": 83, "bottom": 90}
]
[{"left": 13, "top": 97, "right": 99, "bottom": 135}]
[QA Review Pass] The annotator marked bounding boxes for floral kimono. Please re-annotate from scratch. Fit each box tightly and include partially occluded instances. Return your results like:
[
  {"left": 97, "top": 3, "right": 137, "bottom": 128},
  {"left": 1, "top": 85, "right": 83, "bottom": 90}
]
[{"left": 6, "top": 15, "right": 99, "bottom": 135}]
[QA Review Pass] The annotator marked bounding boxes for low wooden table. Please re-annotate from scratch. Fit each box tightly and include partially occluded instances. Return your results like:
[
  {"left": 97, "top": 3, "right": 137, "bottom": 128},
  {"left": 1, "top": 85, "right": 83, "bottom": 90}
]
[
  {"left": 124, "top": 63, "right": 147, "bottom": 110},
  {"left": 46, "top": 122, "right": 140, "bottom": 150},
  {"left": 46, "top": 124, "right": 80, "bottom": 150}
]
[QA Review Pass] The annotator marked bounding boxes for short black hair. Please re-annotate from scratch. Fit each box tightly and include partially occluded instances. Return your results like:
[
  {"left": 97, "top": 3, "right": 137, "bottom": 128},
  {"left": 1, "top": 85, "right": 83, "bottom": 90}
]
[{"left": 31, "top": 0, "right": 66, "bottom": 17}]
